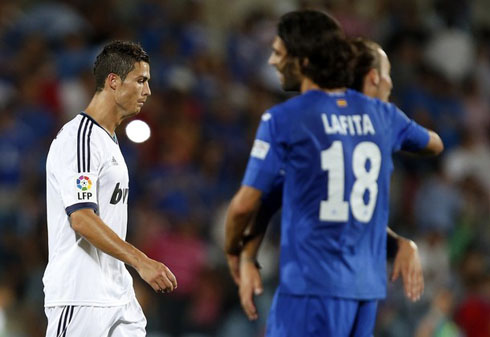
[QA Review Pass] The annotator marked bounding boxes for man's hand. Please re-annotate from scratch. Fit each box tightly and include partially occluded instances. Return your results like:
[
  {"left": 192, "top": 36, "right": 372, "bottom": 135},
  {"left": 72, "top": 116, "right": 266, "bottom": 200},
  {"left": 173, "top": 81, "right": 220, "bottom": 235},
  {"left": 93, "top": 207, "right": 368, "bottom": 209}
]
[
  {"left": 69, "top": 209, "right": 177, "bottom": 294},
  {"left": 391, "top": 238, "right": 424, "bottom": 302},
  {"left": 238, "top": 257, "right": 263, "bottom": 321},
  {"left": 227, "top": 253, "right": 240, "bottom": 285},
  {"left": 136, "top": 256, "right": 178, "bottom": 293}
]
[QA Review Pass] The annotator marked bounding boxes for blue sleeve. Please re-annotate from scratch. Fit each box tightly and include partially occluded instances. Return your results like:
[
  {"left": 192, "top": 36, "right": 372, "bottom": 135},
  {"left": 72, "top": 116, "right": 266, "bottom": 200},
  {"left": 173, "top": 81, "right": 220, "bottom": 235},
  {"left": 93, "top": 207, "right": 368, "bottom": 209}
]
[
  {"left": 390, "top": 104, "right": 430, "bottom": 152},
  {"left": 242, "top": 110, "right": 287, "bottom": 194}
]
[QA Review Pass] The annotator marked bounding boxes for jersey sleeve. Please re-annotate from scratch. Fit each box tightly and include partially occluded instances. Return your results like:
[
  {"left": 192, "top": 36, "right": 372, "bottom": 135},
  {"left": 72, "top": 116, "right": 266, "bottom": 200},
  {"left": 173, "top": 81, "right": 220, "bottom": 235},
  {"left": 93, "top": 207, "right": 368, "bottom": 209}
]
[
  {"left": 57, "top": 128, "right": 102, "bottom": 216},
  {"left": 242, "top": 110, "right": 287, "bottom": 194},
  {"left": 390, "top": 104, "right": 430, "bottom": 152}
]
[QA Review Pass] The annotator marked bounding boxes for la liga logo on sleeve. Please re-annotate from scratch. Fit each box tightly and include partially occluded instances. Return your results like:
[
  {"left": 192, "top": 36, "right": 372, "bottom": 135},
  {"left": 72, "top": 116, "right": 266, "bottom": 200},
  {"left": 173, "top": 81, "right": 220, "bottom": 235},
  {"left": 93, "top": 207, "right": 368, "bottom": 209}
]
[
  {"left": 76, "top": 175, "right": 93, "bottom": 200},
  {"left": 77, "top": 176, "right": 92, "bottom": 191}
]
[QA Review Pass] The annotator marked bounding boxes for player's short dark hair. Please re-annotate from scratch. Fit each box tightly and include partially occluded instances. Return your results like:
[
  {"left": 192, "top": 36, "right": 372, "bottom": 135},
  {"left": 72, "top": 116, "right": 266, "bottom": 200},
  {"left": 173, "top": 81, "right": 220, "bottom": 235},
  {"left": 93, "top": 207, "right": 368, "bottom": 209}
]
[
  {"left": 350, "top": 38, "right": 381, "bottom": 92},
  {"left": 277, "top": 10, "right": 354, "bottom": 89},
  {"left": 93, "top": 40, "right": 149, "bottom": 92}
]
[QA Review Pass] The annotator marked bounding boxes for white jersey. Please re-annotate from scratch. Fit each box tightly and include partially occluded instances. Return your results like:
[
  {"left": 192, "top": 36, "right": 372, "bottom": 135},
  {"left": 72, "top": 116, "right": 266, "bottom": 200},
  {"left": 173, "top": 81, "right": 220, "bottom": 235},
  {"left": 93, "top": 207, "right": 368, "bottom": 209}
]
[{"left": 44, "top": 112, "right": 134, "bottom": 307}]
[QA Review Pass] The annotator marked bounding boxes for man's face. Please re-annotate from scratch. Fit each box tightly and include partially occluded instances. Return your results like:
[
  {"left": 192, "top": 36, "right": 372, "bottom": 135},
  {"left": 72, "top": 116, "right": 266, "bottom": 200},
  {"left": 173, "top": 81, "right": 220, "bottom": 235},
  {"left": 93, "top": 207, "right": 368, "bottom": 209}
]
[
  {"left": 115, "top": 61, "right": 151, "bottom": 117},
  {"left": 268, "top": 36, "right": 302, "bottom": 92},
  {"left": 375, "top": 48, "right": 393, "bottom": 102}
]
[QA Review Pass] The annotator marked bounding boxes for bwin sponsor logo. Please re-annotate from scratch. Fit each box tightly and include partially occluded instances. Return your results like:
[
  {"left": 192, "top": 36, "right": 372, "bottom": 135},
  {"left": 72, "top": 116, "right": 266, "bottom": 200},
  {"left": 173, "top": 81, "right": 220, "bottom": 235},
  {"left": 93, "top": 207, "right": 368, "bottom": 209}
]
[{"left": 110, "top": 183, "right": 129, "bottom": 205}]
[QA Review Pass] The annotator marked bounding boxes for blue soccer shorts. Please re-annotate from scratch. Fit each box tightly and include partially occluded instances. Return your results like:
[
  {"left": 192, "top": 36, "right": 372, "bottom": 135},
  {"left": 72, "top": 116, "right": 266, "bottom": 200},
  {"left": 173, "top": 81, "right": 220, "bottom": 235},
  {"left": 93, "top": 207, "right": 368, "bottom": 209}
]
[{"left": 266, "top": 291, "right": 378, "bottom": 337}]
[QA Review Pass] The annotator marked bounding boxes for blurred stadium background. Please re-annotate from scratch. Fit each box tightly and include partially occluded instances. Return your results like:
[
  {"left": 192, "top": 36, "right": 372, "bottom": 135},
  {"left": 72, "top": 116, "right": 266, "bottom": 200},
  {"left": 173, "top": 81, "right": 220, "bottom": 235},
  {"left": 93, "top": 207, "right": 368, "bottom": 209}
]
[{"left": 0, "top": 0, "right": 489, "bottom": 336}]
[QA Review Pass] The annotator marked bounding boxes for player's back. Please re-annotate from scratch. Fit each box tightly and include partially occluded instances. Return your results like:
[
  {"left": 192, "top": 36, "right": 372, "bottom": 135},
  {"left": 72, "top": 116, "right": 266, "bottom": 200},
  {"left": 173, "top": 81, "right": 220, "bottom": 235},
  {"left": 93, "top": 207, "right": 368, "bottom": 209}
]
[{"left": 263, "top": 89, "right": 427, "bottom": 299}]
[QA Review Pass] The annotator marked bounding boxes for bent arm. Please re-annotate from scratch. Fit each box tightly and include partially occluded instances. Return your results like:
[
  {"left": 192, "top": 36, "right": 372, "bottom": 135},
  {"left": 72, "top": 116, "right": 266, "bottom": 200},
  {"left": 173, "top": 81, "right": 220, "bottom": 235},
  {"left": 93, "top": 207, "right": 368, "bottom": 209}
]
[
  {"left": 70, "top": 208, "right": 177, "bottom": 292},
  {"left": 70, "top": 208, "right": 146, "bottom": 269},
  {"left": 241, "top": 196, "right": 281, "bottom": 261},
  {"left": 413, "top": 130, "right": 444, "bottom": 156},
  {"left": 224, "top": 186, "right": 263, "bottom": 255},
  {"left": 419, "top": 130, "right": 444, "bottom": 155}
]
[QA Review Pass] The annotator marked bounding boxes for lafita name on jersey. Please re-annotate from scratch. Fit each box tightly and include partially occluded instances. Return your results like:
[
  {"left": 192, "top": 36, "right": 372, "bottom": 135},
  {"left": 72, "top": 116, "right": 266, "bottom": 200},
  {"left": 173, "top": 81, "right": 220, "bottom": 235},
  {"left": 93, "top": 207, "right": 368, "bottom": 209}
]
[{"left": 321, "top": 113, "right": 376, "bottom": 136}]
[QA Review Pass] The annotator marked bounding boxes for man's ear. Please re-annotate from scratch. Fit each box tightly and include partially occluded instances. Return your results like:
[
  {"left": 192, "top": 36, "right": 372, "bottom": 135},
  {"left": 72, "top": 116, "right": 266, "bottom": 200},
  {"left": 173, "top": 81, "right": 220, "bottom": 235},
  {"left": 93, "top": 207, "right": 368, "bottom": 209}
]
[
  {"left": 106, "top": 73, "right": 119, "bottom": 90},
  {"left": 367, "top": 68, "right": 380, "bottom": 86}
]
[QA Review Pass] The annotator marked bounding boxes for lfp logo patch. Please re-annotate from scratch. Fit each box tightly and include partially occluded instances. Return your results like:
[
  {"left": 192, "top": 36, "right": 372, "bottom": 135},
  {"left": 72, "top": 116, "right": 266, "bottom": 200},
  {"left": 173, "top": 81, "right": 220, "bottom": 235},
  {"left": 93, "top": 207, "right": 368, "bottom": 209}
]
[{"left": 77, "top": 176, "right": 92, "bottom": 191}]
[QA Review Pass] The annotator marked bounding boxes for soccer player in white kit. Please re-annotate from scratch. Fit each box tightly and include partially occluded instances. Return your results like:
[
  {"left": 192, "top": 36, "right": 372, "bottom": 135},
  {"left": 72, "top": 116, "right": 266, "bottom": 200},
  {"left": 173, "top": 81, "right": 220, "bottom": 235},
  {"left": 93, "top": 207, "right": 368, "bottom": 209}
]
[{"left": 44, "top": 40, "right": 177, "bottom": 337}]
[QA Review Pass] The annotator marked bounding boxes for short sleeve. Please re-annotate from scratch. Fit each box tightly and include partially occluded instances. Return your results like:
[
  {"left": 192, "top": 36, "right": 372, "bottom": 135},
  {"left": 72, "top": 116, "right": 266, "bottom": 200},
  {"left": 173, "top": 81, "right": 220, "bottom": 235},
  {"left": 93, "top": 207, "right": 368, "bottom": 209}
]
[
  {"left": 242, "top": 110, "right": 287, "bottom": 194},
  {"left": 390, "top": 104, "right": 430, "bottom": 153},
  {"left": 56, "top": 126, "right": 102, "bottom": 216}
]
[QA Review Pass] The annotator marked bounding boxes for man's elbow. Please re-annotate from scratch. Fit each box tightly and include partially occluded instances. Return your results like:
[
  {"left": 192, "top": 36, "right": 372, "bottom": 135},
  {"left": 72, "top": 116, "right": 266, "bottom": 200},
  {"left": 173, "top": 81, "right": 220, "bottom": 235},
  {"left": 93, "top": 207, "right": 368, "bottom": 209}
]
[
  {"left": 70, "top": 216, "right": 84, "bottom": 235},
  {"left": 229, "top": 195, "right": 257, "bottom": 221},
  {"left": 427, "top": 131, "right": 444, "bottom": 156},
  {"left": 433, "top": 139, "right": 444, "bottom": 155},
  {"left": 69, "top": 209, "right": 92, "bottom": 235}
]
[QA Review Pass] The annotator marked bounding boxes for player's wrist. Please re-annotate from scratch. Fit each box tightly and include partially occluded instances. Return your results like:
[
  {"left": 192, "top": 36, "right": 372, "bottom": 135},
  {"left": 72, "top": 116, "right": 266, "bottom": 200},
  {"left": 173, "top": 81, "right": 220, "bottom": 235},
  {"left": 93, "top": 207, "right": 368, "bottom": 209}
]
[
  {"left": 398, "top": 237, "right": 417, "bottom": 251},
  {"left": 240, "top": 254, "right": 261, "bottom": 269},
  {"left": 130, "top": 248, "right": 149, "bottom": 272}
]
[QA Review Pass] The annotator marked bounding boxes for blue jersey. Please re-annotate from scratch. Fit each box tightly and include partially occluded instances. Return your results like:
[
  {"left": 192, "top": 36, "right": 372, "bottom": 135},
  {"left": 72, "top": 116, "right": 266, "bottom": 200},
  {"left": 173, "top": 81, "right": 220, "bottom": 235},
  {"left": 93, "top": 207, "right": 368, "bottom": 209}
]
[{"left": 242, "top": 89, "right": 429, "bottom": 299}]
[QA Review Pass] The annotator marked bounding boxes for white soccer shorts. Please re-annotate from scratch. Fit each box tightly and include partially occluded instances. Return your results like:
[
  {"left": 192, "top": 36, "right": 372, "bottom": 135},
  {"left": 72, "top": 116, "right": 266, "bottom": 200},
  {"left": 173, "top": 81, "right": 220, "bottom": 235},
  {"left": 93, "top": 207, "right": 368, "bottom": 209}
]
[{"left": 45, "top": 296, "right": 146, "bottom": 337}]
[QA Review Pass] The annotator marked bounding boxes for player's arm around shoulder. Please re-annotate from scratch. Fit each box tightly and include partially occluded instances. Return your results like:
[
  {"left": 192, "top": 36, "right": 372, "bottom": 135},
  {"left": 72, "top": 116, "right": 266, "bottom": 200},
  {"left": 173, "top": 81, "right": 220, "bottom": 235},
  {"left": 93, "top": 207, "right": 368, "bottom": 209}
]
[
  {"left": 386, "top": 102, "right": 444, "bottom": 156},
  {"left": 70, "top": 209, "right": 177, "bottom": 293}
]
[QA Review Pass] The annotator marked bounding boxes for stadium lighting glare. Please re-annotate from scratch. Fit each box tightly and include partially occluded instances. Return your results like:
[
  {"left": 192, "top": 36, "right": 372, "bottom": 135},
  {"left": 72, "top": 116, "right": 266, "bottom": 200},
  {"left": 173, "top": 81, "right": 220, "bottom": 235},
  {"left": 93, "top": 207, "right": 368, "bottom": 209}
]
[{"left": 126, "top": 120, "right": 151, "bottom": 143}]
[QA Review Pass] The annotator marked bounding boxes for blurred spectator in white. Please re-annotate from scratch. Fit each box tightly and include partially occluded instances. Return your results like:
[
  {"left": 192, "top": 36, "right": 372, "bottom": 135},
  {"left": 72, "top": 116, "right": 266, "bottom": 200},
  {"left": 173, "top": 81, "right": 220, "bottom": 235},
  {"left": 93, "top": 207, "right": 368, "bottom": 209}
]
[
  {"left": 417, "top": 232, "right": 452, "bottom": 301},
  {"left": 59, "top": 69, "right": 93, "bottom": 119},
  {"left": 424, "top": 28, "right": 475, "bottom": 83},
  {"left": 444, "top": 129, "right": 490, "bottom": 197}
]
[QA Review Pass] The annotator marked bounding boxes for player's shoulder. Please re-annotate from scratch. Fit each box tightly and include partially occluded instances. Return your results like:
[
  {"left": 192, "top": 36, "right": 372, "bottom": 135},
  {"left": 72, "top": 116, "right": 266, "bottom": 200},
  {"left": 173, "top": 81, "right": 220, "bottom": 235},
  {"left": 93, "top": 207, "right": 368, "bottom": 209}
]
[
  {"left": 266, "top": 90, "right": 323, "bottom": 120},
  {"left": 348, "top": 89, "right": 379, "bottom": 105},
  {"left": 348, "top": 89, "right": 397, "bottom": 115},
  {"left": 53, "top": 113, "right": 85, "bottom": 143},
  {"left": 56, "top": 112, "right": 106, "bottom": 140},
  {"left": 47, "top": 114, "right": 84, "bottom": 164}
]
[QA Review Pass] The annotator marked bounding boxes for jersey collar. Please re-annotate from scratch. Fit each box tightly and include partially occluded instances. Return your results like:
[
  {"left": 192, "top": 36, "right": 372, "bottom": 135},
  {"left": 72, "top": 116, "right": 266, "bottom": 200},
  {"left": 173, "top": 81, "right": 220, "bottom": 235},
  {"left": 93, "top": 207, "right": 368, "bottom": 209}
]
[{"left": 80, "top": 112, "right": 118, "bottom": 144}]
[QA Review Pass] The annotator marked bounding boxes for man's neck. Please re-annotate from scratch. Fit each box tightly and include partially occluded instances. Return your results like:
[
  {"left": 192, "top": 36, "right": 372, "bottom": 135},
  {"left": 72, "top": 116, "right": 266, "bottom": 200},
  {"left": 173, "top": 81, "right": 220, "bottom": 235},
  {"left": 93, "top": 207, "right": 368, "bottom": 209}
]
[
  {"left": 84, "top": 91, "right": 119, "bottom": 135},
  {"left": 300, "top": 77, "right": 346, "bottom": 95}
]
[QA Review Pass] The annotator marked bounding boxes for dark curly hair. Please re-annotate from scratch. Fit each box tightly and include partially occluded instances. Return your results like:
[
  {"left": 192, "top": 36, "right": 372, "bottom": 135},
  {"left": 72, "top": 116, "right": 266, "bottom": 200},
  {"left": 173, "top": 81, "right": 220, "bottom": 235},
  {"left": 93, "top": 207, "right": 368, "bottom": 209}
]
[
  {"left": 278, "top": 10, "right": 354, "bottom": 89},
  {"left": 350, "top": 38, "right": 381, "bottom": 92},
  {"left": 93, "top": 40, "right": 149, "bottom": 92}
]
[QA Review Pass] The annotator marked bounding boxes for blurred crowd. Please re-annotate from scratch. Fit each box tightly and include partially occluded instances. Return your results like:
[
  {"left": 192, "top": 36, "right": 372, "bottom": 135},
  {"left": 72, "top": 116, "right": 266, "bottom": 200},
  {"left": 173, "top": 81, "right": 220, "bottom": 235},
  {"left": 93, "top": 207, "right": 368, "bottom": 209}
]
[{"left": 0, "top": 0, "right": 489, "bottom": 336}]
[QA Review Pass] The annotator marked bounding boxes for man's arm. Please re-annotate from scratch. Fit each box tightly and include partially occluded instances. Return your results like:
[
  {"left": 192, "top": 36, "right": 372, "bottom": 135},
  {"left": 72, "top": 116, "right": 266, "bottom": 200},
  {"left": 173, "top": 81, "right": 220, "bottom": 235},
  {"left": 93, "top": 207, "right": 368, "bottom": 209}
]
[
  {"left": 387, "top": 227, "right": 424, "bottom": 302},
  {"left": 225, "top": 202, "right": 273, "bottom": 285},
  {"left": 224, "top": 186, "right": 262, "bottom": 284},
  {"left": 423, "top": 130, "right": 444, "bottom": 155},
  {"left": 240, "top": 192, "right": 281, "bottom": 265},
  {"left": 409, "top": 130, "right": 444, "bottom": 156},
  {"left": 235, "top": 191, "right": 282, "bottom": 321},
  {"left": 224, "top": 186, "right": 263, "bottom": 255},
  {"left": 236, "top": 227, "right": 267, "bottom": 321},
  {"left": 70, "top": 209, "right": 177, "bottom": 293}
]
